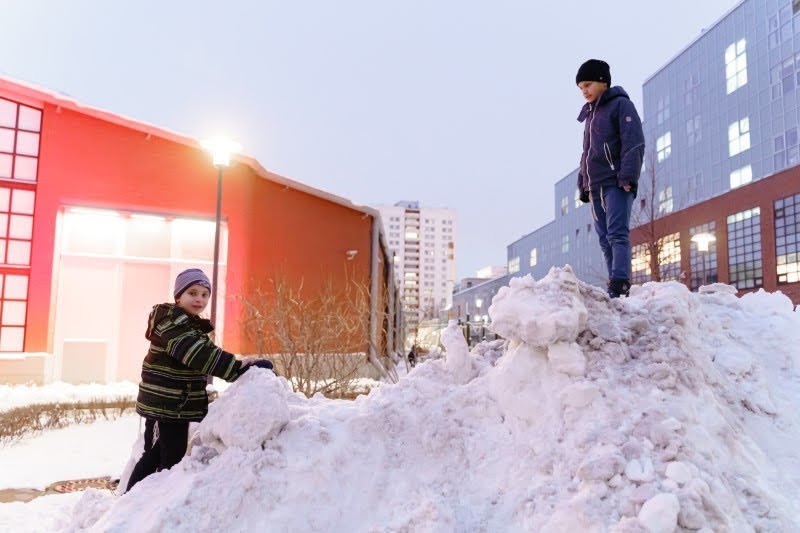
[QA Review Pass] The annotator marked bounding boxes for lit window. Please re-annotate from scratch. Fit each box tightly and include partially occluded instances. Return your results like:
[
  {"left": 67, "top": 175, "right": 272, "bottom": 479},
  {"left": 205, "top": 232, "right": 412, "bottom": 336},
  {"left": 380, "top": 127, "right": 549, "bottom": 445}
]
[
  {"left": 0, "top": 98, "right": 42, "bottom": 182},
  {"left": 658, "top": 186, "right": 673, "bottom": 214},
  {"left": 728, "top": 118, "right": 750, "bottom": 156},
  {"left": 725, "top": 39, "right": 747, "bottom": 94},
  {"left": 561, "top": 196, "right": 569, "bottom": 216},
  {"left": 530, "top": 248, "right": 538, "bottom": 267},
  {"left": 508, "top": 256, "right": 520, "bottom": 273},
  {"left": 775, "top": 193, "right": 800, "bottom": 284},
  {"left": 404, "top": 231, "right": 418, "bottom": 240},
  {"left": 729, "top": 165, "right": 752, "bottom": 189},
  {"left": 631, "top": 244, "right": 651, "bottom": 284},
  {"left": 658, "top": 233, "right": 681, "bottom": 281},
  {"left": 689, "top": 223, "right": 718, "bottom": 290},
  {"left": 574, "top": 189, "right": 582, "bottom": 208},
  {"left": 561, "top": 234, "right": 569, "bottom": 253},
  {"left": 656, "top": 132, "right": 671, "bottom": 162}
]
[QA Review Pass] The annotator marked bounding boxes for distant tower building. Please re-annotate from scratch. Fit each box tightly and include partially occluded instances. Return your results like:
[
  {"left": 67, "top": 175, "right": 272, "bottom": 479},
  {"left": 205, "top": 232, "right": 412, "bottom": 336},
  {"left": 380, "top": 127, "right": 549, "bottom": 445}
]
[{"left": 376, "top": 201, "right": 456, "bottom": 342}]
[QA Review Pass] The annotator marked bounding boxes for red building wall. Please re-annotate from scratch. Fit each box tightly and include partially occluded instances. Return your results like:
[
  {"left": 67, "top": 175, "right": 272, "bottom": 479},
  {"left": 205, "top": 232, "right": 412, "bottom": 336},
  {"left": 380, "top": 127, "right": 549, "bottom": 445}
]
[
  {"left": 631, "top": 166, "right": 800, "bottom": 304},
  {"left": 25, "top": 101, "right": 378, "bottom": 354}
]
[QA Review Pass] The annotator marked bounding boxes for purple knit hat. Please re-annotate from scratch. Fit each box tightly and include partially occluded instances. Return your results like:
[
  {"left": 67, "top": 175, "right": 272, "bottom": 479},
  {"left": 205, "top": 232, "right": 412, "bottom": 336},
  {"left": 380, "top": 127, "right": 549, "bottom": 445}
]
[{"left": 174, "top": 268, "right": 211, "bottom": 299}]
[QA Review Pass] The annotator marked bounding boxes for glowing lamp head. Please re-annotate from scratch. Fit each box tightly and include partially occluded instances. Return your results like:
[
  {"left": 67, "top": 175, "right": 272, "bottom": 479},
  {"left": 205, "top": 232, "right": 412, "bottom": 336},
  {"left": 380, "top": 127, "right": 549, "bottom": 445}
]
[
  {"left": 691, "top": 232, "right": 716, "bottom": 252},
  {"left": 201, "top": 137, "right": 242, "bottom": 168}
]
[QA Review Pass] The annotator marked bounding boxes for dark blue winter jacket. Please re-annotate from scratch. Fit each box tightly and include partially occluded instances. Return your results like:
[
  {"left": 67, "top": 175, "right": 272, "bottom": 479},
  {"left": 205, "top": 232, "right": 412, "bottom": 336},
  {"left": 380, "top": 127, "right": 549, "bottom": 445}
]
[{"left": 577, "top": 86, "right": 645, "bottom": 197}]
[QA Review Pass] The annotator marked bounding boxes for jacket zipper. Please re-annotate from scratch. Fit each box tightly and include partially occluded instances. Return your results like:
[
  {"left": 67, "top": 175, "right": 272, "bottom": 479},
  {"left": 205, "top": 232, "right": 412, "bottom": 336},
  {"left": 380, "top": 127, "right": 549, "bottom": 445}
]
[
  {"left": 587, "top": 103, "right": 597, "bottom": 188},
  {"left": 604, "top": 142, "right": 615, "bottom": 171},
  {"left": 178, "top": 385, "right": 191, "bottom": 411}
]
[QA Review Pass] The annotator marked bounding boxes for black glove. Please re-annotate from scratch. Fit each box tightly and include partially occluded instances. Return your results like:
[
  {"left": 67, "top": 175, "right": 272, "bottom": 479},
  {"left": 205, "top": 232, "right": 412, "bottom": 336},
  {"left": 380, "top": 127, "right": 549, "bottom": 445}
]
[
  {"left": 579, "top": 189, "right": 590, "bottom": 204},
  {"left": 242, "top": 359, "right": 274, "bottom": 373}
]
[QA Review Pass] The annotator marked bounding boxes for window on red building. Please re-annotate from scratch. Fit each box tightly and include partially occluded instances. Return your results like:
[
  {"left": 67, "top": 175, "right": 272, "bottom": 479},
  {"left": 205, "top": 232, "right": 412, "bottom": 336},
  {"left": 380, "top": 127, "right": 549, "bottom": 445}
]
[
  {"left": 727, "top": 207, "right": 762, "bottom": 290},
  {"left": 689, "top": 223, "right": 718, "bottom": 290},
  {"left": 775, "top": 193, "right": 800, "bottom": 284}
]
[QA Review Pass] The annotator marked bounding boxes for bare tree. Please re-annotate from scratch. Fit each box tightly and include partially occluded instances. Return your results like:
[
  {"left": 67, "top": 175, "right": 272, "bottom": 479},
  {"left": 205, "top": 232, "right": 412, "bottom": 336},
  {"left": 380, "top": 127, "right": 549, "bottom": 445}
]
[
  {"left": 631, "top": 142, "right": 665, "bottom": 282},
  {"left": 238, "top": 267, "right": 397, "bottom": 399}
]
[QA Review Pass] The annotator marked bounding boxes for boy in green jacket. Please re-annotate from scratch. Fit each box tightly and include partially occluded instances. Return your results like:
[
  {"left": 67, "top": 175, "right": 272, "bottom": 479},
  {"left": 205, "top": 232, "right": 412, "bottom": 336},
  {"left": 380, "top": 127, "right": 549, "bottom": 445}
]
[{"left": 126, "top": 268, "right": 272, "bottom": 492}]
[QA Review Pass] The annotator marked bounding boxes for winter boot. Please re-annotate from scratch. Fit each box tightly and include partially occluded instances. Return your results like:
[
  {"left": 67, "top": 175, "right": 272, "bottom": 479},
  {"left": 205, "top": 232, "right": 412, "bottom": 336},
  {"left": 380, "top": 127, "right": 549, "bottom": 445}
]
[{"left": 608, "top": 278, "right": 630, "bottom": 299}]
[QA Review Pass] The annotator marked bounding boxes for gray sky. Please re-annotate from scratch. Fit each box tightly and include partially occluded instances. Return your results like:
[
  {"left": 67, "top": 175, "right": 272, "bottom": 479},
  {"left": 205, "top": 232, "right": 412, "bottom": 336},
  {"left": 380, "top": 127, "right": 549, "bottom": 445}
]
[{"left": 0, "top": 0, "right": 740, "bottom": 278}]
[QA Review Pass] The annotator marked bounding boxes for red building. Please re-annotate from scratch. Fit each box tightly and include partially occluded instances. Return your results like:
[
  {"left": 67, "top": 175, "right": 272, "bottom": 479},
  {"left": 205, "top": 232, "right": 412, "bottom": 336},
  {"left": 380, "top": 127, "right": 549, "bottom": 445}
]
[
  {"left": 630, "top": 165, "right": 800, "bottom": 305},
  {"left": 0, "top": 76, "right": 400, "bottom": 384}
]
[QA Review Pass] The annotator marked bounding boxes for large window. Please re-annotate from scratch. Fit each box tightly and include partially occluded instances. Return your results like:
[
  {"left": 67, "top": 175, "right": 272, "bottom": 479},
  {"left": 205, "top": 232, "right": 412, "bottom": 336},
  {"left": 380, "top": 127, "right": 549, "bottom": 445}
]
[
  {"left": 728, "top": 118, "right": 750, "bottom": 157},
  {"left": 0, "top": 98, "right": 42, "bottom": 183},
  {"left": 656, "top": 132, "right": 672, "bottom": 162},
  {"left": 729, "top": 165, "right": 753, "bottom": 189},
  {"left": 686, "top": 115, "right": 701, "bottom": 146},
  {"left": 561, "top": 195, "right": 569, "bottom": 216},
  {"left": 508, "top": 256, "right": 520, "bottom": 274},
  {"left": 656, "top": 96, "right": 670, "bottom": 125},
  {"left": 659, "top": 233, "right": 681, "bottom": 281},
  {"left": 727, "top": 207, "right": 762, "bottom": 289},
  {"left": 684, "top": 74, "right": 699, "bottom": 106},
  {"left": 631, "top": 243, "right": 651, "bottom": 284},
  {"left": 658, "top": 186, "right": 674, "bottom": 214},
  {"left": 574, "top": 189, "right": 581, "bottom": 209},
  {"left": 529, "top": 248, "right": 538, "bottom": 267},
  {"left": 775, "top": 193, "right": 800, "bottom": 284},
  {"left": 725, "top": 39, "right": 747, "bottom": 94},
  {"left": 561, "top": 234, "right": 569, "bottom": 253},
  {"left": 689, "top": 223, "right": 718, "bottom": 290}
]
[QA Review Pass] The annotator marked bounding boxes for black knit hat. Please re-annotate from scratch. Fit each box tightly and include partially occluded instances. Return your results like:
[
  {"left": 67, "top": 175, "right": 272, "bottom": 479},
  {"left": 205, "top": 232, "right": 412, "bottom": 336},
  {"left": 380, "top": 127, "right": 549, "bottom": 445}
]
[{"left": 576, "top": 59, "right": 611, "bottom": 86}]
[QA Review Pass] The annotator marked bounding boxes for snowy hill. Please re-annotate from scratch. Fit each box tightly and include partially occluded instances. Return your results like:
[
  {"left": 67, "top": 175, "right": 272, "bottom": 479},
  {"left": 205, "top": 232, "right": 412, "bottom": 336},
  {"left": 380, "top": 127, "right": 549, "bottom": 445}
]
[{"left": 70, "top": 267, "right": 800, "bottom": 532}]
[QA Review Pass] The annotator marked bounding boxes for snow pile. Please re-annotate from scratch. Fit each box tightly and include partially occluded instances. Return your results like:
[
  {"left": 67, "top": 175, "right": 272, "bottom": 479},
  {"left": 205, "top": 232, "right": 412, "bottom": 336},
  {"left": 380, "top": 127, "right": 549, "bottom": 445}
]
[{"left": 69, "top": 267, "right": 800, "bottom": 532}]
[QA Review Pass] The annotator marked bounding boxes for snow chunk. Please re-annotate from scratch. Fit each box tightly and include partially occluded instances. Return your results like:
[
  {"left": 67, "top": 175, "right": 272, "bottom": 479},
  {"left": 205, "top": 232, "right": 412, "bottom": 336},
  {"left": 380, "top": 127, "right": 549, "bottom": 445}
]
[
  {"left": 489, "top": 268, "right": 587, "bottom": 347},
  {"left": 638, "top": 492, "right": 679, "bottom": 533},
  {"left": 198, "top": 369, "right": 290, "bottom": 451},
  {"left": 665, "top": 461, "right": 692, "bottom": 485},
  {"left": 547, "top": 342, "right": 586, "bottom": 376},
  {"left": 441, "top": 319, "right": 473, "bottom": 383}
]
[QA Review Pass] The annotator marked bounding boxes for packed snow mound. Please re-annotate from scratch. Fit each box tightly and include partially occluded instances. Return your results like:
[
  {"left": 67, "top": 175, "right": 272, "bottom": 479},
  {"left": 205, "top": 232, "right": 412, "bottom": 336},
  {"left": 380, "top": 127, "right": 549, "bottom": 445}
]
[{"left": 69, "top": 267, "right": 800, "bottom": 532}]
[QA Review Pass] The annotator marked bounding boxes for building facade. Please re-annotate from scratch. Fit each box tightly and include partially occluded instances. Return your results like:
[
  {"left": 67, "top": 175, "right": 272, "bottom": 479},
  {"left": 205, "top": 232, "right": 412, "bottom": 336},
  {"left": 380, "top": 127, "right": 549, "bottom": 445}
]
[
  {"left": 486, "top": 0, "right": 800, "bottom": 308},
  {"left": 376, "top": 201, "right": 456, "bottom": 340},
  {"left": 0, "top": 76, "right": 401, "bottom": 385}
]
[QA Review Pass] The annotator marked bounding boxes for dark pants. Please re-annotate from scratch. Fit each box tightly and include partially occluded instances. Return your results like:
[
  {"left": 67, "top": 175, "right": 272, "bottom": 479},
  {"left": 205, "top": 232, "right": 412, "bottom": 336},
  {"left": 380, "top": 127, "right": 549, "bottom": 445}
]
[
  {"left": 590, "top": 185, "right": 634, "bottom": 281},
  {"left": 126, "top": 418, "right": 189, "bottom": 492}
]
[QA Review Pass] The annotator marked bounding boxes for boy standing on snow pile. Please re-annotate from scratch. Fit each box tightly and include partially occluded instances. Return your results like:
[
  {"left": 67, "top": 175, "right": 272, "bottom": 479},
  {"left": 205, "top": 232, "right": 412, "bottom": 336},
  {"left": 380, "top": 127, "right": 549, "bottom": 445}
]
[
  {"left": 576, "top": 59, "right": 645, "bottom": 298},
  {"left": 126, "top": 268, "right": 273, "bottom": 492}
]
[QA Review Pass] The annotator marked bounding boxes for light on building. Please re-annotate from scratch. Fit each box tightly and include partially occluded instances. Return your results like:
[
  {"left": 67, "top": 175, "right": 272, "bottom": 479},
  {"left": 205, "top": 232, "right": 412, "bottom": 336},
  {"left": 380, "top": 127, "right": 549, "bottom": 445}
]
[
  {"left": 475, "top": 298, "right": 483, "bottom": 308},
  {"left": 691, "top": 232, "right": 716, "bottom": 252},
  {"left": 201, "top": 137, "right": 242, "bottom": 168}
]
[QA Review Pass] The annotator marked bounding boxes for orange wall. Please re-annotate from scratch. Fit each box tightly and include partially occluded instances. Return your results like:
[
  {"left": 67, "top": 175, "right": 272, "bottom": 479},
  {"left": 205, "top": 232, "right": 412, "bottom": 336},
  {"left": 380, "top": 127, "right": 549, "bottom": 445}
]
[{"left": 27, "top": 103, "right": 377, "bottom": 354}]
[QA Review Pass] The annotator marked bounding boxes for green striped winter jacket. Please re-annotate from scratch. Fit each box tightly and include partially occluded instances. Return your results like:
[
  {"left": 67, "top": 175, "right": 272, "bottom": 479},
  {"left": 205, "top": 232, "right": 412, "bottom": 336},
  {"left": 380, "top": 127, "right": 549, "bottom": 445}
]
[{"left": 135, "top": 303, "right": 244, "bottom": 422}]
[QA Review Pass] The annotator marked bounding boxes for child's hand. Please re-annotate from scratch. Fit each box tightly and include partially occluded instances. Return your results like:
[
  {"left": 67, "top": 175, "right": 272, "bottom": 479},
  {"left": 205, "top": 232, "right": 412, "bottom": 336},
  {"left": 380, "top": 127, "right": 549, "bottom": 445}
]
[{"left": 622, "top": 185, "right": 631, "bottom": 192}]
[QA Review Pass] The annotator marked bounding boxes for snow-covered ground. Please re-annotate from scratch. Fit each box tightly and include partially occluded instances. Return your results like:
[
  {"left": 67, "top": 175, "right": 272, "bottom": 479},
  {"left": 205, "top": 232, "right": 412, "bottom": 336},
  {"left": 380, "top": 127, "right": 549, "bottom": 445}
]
[
  {"left": 0, "top": 414, "right": 141, "bottom": 490},
  {"left": 0, "top": 382, "right": 138, "bottom": 412},
  {"left": 3, "top": 267, "right": 800, "bottom": 531}
]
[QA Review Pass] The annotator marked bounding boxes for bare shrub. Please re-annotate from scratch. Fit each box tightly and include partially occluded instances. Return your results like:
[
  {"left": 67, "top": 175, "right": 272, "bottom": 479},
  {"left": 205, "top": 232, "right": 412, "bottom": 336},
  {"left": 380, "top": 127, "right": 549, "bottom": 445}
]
[
  {"left": 0, "top": 398, "right": 135, "bottom": 445},
  {"left": 239, "top": 268, "right": 397, "bottom": 399}
]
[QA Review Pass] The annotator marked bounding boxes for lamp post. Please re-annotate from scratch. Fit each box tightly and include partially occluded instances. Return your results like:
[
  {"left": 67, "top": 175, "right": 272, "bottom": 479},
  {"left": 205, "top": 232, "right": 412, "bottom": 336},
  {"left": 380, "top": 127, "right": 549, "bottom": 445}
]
[
  {"left": 691, "top": 232, "right": 716, "bottom": 288},
  {"left": 201, "top": 137, "right": 242, "bottom": 332}
]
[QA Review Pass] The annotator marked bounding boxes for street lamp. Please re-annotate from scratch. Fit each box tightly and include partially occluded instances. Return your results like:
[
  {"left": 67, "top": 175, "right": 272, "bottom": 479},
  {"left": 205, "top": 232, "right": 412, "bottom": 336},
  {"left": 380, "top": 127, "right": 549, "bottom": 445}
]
[
  {"left": 691, "top": 232, "right": 716, "bottom": 288},
  {"left": 201, "top": 137, "right": 242, "bottom": 332}
]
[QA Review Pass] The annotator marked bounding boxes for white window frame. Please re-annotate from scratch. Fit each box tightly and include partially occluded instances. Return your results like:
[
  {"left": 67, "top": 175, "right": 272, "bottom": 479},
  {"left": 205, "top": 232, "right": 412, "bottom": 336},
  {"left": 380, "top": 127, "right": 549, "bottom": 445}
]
[
  {"left": 656, "top": 132, "right": 672, "bottom": 162},
  {"left": 729, "top": 165, "right": 753, "bottom": 189},
  {"left": 728, "top": 117, "right": 750, "bottom": 157},
  {"left": 725, "top": 39, "right": 748, "bottom": 94}
]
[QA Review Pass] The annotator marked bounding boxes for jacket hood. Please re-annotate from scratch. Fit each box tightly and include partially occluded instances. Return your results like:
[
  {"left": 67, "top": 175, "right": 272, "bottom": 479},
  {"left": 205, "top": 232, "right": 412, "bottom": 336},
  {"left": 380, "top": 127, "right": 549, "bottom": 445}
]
[
  {"left": 145, "top": 303, "right": 214, "bottom": 341},
  {"left": 577, "top": 86, "right": 630, "bottom": 122}
]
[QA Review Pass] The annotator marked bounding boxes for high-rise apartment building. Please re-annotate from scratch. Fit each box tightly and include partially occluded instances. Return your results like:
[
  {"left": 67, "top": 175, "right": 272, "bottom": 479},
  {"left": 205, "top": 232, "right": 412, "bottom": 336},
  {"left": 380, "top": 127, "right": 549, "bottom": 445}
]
[{"left": 376, "top": 201, "right": 456, "bottom": 339}]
